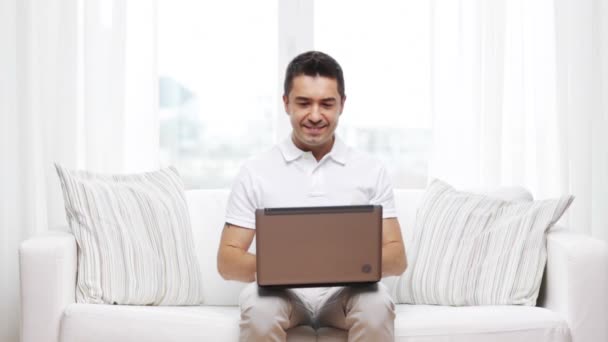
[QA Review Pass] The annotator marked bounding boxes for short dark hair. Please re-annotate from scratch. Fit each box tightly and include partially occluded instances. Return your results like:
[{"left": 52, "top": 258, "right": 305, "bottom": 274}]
[{"left": 283, "top": 51, "right": 345, "bottom": 100}]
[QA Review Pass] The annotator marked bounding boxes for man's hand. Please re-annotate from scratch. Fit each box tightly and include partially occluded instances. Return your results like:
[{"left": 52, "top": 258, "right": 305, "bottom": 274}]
[
  {"left": 381, "top": 218, "right": 407, "bottom": 277},
  {"left": 217, "top": 224, "right": 257, "bottom": 282}
]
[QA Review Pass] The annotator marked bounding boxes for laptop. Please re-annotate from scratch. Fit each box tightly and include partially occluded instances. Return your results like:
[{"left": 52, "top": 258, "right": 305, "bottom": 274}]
[{"left": 255, "top": 205, "right": 383, "bottom": 288}]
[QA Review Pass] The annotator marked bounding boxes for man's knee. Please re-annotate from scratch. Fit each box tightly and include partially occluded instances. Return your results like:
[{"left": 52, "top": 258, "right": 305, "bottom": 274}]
[
  {"left": 347, "top": 283, "right": 396, "bottom": 323},
  {"left": 239, "top": 283, "right": 293, "bottom": 337}
]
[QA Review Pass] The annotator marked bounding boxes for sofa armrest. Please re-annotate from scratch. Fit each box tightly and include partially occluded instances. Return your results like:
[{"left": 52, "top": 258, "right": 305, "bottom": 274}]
[
  {"left": 19, "top": 231, "right": 77, "bottom": 342},
  {"left": 538, "top": 228, "right": 608, "bottom": 342}
]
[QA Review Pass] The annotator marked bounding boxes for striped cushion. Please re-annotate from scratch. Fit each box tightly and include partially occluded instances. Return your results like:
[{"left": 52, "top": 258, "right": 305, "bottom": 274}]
[
  {"left": 55, "top": 165, "right": 203, "bottom": 305},
  {"left": 395, "top": 179, "right": 573, "bottom": 306}
]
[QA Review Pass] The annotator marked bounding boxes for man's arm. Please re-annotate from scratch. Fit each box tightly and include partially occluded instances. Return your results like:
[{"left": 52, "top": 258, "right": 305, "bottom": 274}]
[
  {"left": 217, "top": 224, "right": 257, "bottom": 282},
  {"left": 381, "top": 218, "right": 407, "bottom": 277}
]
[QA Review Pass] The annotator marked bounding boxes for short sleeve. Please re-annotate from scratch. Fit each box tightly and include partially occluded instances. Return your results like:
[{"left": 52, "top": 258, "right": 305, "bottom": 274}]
[
  {"left": 225, "top": 165, "right": 259, "bottom": 229},
  {"left": 370, "top": 164, "right": 397, "bottom": 219}
]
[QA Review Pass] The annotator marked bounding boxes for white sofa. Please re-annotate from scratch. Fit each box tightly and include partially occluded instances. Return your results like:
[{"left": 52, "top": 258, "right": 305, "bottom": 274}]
[{"left": 20, "top": 189, "right": 608, "bottom": 342}]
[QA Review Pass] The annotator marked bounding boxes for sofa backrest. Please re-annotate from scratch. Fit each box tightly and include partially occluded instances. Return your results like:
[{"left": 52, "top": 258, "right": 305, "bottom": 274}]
[{"left": 186, "top": 187, "right": 532, "bottom": 306}]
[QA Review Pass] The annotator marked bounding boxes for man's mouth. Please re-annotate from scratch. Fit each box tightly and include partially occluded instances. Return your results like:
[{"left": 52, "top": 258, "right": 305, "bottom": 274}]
[{"left": 303, "top": 125, "right": 327, "bottom": 134}]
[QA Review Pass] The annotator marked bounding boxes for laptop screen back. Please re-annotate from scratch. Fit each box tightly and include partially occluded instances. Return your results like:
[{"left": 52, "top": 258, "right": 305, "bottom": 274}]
[{"left": 255, "top": 205, "right": 382, "bottom": 287}]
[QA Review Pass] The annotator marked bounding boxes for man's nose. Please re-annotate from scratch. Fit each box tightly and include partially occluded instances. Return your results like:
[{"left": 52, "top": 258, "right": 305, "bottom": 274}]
[{"left": 309, "top": 104, "right": 322, "bottom": 122}]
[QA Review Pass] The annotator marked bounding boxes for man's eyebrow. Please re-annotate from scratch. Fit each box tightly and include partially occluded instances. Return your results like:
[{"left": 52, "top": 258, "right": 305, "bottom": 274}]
[{"left": 293, "top": 96, "right": 337, "bottom": 102}]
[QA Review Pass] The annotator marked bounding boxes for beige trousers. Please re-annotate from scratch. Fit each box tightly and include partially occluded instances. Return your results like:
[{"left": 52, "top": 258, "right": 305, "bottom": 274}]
[{"left": 238, "top": 282, "right": 395, "bottom": 342}]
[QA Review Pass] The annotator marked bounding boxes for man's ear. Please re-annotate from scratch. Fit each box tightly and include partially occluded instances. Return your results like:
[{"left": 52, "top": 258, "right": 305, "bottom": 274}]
[
  {"left": 339, "top": 95, "right": 347, "bottom": 115},
  {"left": 282, "top": 95, "right": 289, "bottom": 115}
]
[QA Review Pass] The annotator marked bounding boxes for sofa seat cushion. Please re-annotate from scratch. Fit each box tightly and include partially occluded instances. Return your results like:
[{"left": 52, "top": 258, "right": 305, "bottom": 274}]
[
  {"left": 59, "top": 304, "right": 316, "bottom": 342},
  {"left": 59, "top": 303, "right": 570, "bottom": 342},
  {"left": 394, "top": 304, "right": 570, "bottom": 341}
]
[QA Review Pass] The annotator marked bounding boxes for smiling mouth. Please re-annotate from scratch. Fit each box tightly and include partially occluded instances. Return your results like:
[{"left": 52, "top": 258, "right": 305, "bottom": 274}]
[
  {"left": 303, "top": 125, "right": 327, "bottom": 130},
  {"left": 303, "top": 126, "right": 327, "bottom": 134}
]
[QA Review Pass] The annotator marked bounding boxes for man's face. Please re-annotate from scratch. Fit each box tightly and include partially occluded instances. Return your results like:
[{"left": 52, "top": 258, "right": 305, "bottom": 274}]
[{"left": 283, "top": 75, "right": 345, "bottom": 151}]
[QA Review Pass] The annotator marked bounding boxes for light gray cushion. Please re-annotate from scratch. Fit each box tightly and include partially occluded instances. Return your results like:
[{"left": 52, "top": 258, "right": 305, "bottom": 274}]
[
  {"left": 395, "top": 179, "right": 573, "bottom": 306},
  {"left": 55, "top": 165, "right": 203, "bottom": 305}
]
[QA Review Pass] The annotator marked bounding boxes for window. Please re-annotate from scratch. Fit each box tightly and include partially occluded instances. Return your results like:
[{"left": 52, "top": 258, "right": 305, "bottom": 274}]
[
  {"left": 158, "top": 0, "right": 278, "bottom": 188},
  {"left": 159, "top": 0, "right": 431, "bottom": 189},
  {"left": 315, "top": 1, "right": 432, "bottom": 188}
]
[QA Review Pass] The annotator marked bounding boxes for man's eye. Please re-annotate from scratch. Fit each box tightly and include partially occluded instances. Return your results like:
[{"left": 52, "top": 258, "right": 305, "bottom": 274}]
[{"left": 297, "top": 103, "right": 309, "bottom": 106}]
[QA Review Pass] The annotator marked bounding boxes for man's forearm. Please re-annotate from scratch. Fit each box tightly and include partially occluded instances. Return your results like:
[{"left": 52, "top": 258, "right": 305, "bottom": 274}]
[
  {"left": 218, "top": 247, "right": 257, "bottom": 283},
  {"left": 381, "top": 241, "right": 407, "bottom": 277},
  {"left": 219, "top": 242, "right": 404, "bottom": 281}
]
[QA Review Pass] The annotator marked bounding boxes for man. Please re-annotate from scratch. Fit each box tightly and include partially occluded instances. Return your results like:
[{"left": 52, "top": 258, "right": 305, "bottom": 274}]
[{"left": 217, "top": 51, "right": 407, "bottom": 341}]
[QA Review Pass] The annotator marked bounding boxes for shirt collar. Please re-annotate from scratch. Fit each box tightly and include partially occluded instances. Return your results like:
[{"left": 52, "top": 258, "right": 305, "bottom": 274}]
[{"left": 279, "top": 134, "right": 348, "bottom": 165}]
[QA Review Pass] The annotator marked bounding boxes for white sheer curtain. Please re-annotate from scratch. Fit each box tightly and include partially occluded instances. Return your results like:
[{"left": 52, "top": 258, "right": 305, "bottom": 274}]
[
  {"left": 0, "top": 0, "right": 158, "bottom": 340},
  {"left": 428, "top": 0, "right": 608, "bottom": 242}
]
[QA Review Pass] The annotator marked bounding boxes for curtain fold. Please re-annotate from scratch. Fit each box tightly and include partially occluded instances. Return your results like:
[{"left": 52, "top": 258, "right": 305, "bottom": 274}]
[
  {"left": 0, "top": 0, "right": 158, "bottom": 341},
  {"left": 428, "top": 0, "right": 608, "bottom": 241},
  {"left": 554, "top": 0, "right": 608, "bottom": 241}
]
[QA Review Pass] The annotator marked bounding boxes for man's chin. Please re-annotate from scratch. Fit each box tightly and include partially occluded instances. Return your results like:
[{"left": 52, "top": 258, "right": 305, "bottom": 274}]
[
  {"left": 302, "top": 135, "right": 330, "bottom": 146},
  {"left": 293, "top": 130, "right": 334, "bottom": 149}
]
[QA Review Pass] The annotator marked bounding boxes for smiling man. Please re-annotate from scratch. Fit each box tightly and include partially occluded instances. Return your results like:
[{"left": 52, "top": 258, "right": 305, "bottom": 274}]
[{"left": 217, "top": 51, "right": 407, "bottom": 341}]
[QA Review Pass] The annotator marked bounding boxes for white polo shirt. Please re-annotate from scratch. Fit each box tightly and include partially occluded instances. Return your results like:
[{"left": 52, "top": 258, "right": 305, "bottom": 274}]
[{"left": 225, "top": 135, "right": 397, "bottom": 229}]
